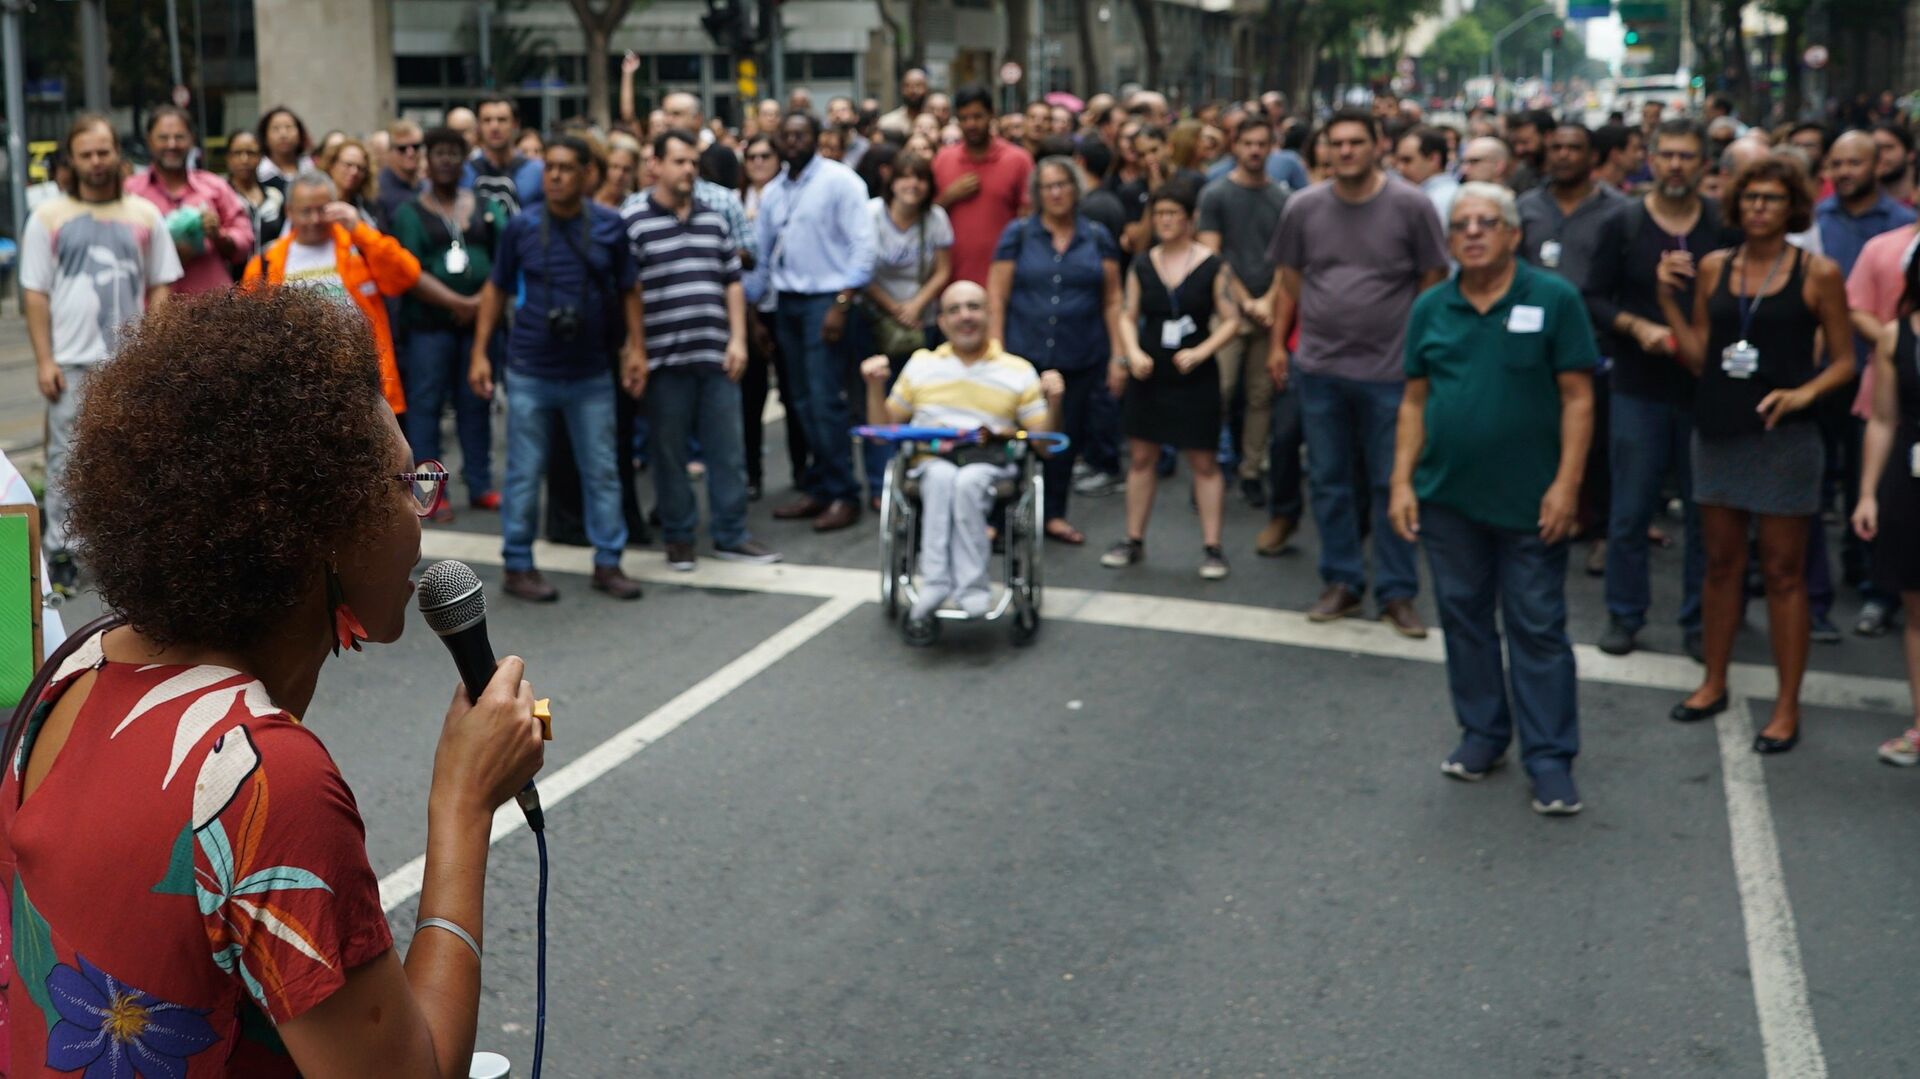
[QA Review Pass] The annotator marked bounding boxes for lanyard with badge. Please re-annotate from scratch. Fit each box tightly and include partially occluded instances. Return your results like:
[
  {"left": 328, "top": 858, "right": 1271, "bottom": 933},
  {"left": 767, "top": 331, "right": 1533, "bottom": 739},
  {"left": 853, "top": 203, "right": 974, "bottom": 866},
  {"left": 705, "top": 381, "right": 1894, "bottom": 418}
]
[
  {"left": 426, "top": 192, "right": 472, "bottom": 274},
  {"left": 1158, "top": 247, "right": 1200, "bottom": 350},
  {"left": 1724, "top": 244, "right": 1787, "bottom": 380}
]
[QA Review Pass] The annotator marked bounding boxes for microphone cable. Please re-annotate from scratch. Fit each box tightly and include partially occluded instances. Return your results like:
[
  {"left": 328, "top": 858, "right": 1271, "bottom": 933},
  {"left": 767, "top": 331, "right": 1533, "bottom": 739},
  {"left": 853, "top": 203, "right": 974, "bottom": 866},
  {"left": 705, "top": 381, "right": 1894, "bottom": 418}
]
[{"left": 531, "top": 824, "right": 549, "bottom": 1079}]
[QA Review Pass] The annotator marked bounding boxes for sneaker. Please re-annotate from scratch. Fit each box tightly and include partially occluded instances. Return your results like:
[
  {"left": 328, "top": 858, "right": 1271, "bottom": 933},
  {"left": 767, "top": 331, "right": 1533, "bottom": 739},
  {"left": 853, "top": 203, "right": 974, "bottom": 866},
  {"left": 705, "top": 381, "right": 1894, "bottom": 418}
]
[
  {"left": 1100, "top": 538, "right": 1143, "bottom": 568},
  {"left": 1071, "top": 459, "right": 1095, "bottom": 482},
  {"left": 1530, "top": 771, "right": 1583, "bottom": 816},
  {"left": 1199, "top": 546, "right": 1230, "bottom": 580},
  {"left": 46, "top": 552, "right": 78, "bottom": 599},
  {"left": 1440, "top": 741, "right": 1507, "bottom": 781},
  {"left": 1597, "top": 619, "right": 1637, "bottom": 656},
  {"left": 1857, "top": 600, "right": 1893, "bottom": 637},
  {"left": 1878, "top": 728, "right": 1920, "bottom": 766},
  {"left": 1074, "top": 471, "right": 1124, "bottom": 497},
  {"left": 902, "top": 613, "right": 939, "bottom": 647},
  {"left": 469, "top": 490, "right": 502, "bottom": 511},
  {"left": 714, "top": 539, "right": 783, "bottom": 565},
  {"left": 1810, "top": 614, "right": 1842, "bottom": 644},
  {"left": 664, "top": 542, "right": 697, "bottom": 571}
]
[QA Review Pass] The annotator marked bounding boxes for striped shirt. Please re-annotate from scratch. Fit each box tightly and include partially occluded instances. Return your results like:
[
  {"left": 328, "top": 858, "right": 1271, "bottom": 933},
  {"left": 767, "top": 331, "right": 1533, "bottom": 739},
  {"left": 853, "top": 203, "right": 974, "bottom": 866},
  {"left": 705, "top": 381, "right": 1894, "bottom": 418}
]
[
  {"left": 888, "top": 342, "right": 1048, "bottom": 434},
  {"left": 622, "top": 189, "right": 741, "bottom": 370}
]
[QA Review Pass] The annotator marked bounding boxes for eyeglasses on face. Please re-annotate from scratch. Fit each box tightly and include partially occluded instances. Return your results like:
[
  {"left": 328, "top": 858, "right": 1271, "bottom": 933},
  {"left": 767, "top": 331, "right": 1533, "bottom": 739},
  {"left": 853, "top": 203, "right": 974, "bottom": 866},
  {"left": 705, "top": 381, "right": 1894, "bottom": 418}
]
[
  {"left": 1738, "top": 191, "right": 1790, "bottom": 206},
  {"left": 397, "top": 460, "right": 450, "bottom": 516},
  {"left": 1448, "top": 215, "right": 1505, "bottom": 234}
]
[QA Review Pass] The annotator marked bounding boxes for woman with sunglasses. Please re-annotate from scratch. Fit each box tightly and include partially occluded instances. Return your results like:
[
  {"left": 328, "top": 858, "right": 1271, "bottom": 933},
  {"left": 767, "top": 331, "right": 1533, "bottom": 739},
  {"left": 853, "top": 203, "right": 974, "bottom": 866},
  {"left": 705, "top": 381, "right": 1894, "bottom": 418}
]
[
  {"left": 0, "top": 288, "right": 544, "bottom": 1076},
  {"left": 1657, "top": 152, "right": 1856, "bottom": 753},
  {"left": 740, "top": 133, "right": 810, "bottom": 498}
]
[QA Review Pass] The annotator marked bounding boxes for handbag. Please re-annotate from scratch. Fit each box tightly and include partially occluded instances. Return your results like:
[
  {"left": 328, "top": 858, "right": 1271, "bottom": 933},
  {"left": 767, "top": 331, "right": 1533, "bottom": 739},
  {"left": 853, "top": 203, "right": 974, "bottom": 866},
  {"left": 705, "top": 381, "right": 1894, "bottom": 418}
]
[{"left": 864, "top": 206, "right": 931, "bottom": 360}]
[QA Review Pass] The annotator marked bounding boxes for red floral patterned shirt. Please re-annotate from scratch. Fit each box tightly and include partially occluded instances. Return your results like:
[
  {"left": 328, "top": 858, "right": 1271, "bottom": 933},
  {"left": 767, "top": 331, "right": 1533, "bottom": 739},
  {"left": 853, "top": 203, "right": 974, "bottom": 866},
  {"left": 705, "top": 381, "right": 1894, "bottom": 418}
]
[{"left": 0, "top": 627, "right": 392, "bottom": 1076}]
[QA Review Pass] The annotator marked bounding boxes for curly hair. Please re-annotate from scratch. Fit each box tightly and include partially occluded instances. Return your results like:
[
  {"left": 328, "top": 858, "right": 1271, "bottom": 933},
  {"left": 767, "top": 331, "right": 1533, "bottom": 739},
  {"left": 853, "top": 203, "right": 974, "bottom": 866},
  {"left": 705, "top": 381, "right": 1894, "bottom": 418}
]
[
  {"left": 1724, "top": 151, "right": 1816, "bottom": 235},
  {"left": 65, "top": 288, "right": 392, "bottom": 649}
]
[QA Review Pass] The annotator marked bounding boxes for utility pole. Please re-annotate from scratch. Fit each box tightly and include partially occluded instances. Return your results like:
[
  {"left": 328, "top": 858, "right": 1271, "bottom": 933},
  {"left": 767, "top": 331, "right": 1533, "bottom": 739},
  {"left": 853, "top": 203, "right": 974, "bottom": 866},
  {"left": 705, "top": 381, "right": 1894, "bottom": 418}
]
[
  {"left": 77, "top": 0, "right": 109, "bottom": 112},
  {"left": 1489, "top": 4, "right": 1555, "bottom": 111},
  {"left": 2, "top": 0, "right": 24, "bottom": 244}
]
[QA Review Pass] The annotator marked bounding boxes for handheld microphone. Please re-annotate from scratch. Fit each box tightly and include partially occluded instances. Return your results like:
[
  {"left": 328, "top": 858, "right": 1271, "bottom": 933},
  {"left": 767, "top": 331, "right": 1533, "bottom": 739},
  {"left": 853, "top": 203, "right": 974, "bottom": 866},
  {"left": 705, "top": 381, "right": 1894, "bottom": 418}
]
[{"left": 417, "top": 560, "right": 545, "bottom": 832}]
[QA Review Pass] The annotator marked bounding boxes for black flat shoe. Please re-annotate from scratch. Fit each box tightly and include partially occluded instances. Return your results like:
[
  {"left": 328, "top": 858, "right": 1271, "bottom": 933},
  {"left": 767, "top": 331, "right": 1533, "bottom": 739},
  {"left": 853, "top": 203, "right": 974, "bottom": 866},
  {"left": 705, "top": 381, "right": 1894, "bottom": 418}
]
[
  {"left": 1753, "top": 731, "right": 1800, "bottom": 754},
  {"left": 1670, "top": 693, "right": 1729, "bottom": 723}
]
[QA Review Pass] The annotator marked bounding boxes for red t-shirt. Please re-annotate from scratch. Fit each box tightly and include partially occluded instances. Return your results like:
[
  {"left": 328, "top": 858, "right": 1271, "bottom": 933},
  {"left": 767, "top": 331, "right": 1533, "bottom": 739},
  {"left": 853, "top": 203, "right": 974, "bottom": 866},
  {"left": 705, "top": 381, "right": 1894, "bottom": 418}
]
[
  {"left": 0, "top": 628, "right": 392, "bottom": 1076},
  {"left": 933, "top": 138, "right": 1034, "bottom": 286}
]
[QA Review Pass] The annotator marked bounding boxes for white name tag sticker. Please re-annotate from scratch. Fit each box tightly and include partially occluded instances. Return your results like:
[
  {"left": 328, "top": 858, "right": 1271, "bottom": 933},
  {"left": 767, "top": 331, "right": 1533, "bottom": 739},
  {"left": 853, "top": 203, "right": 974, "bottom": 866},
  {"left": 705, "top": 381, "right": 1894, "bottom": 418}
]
[{"left": 1507, "top": 305, "right": 1545, "bottom": 333}]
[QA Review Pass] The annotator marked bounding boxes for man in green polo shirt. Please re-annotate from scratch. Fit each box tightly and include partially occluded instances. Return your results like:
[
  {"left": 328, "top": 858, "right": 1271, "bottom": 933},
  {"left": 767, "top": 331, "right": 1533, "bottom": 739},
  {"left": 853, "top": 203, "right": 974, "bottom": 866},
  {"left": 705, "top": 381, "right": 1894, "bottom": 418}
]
[{"left": 1388, "top": 181, "right": 1597, "bottom": 817}]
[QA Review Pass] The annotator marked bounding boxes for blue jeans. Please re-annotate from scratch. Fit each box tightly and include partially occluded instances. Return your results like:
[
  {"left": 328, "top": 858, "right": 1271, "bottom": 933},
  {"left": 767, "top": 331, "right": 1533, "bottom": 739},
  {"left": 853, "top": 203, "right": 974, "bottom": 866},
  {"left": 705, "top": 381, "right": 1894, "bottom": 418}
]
[
  {"left": 774, "top": 292, "right": 859, "bottom": 502},
  {"left": 647, "top": 365, "right": 753, "bottom": 547},
  {"left": 1298, "top": 371, "right": 1418, "bottom": 601},
  {"left": 1605, "top": 392, "right": 1703, "bottom": 632},
  {"left": 1421, "top": 502, "right": 1579, "bottom": 776},
  {"left": 401, "top": 328, "right": 497, "bottom": 495},
  {"left": 501, "top": 369, "right": 626, "bottom": 571}
]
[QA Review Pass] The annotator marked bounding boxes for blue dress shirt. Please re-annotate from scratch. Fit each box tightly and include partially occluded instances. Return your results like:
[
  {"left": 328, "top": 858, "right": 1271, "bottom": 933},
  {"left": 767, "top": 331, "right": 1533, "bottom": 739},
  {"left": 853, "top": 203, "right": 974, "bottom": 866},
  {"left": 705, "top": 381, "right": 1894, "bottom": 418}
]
[
  {"left": 748, "top": 155, "right": 875, "bottom": 299},
  {"left": 1816, "top": 191, "right": 1917, "bottom": 278},
  {"left": 992, "top": 214, "right": 1119, "bottom": 372}
]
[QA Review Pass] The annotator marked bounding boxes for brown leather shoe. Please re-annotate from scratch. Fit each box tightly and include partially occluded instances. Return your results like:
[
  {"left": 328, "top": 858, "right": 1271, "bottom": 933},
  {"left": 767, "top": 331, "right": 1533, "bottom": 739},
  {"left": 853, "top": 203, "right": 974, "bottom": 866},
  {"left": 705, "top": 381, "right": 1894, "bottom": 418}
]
[
  {"left": 811, "top": 499, "right": 861, "bottom": 532},
  {"left": 503, "top": 569, "right": 559, "bottom": 603},
  {"left": 773, "top": 496, "right": 828, "bottom": 520},
  {"left": 1255, "top": 516, "right": 1295, "bottom": 557},
  {"left": 1379, "top": 598, "right": 1428, "bottom": 639},
  {"left": 1306, "top": 584, "right": 1362, "bottom": 622},
  {"left": 591, "top": 565, "right": 643, "bottom": 600}
]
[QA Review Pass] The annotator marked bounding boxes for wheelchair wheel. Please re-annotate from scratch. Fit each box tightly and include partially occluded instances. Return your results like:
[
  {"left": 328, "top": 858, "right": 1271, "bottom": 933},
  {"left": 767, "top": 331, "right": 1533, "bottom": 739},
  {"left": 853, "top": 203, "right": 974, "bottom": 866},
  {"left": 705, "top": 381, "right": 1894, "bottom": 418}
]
[
  {"left": 1009, "top": 604, "right": 1040, "bottom": 646},
  {"left": 1022, "top": 468, "right": 1045, "bottom": 611},
  {"left": 879, "top": 456, "right": 915, "bottom": 618}
]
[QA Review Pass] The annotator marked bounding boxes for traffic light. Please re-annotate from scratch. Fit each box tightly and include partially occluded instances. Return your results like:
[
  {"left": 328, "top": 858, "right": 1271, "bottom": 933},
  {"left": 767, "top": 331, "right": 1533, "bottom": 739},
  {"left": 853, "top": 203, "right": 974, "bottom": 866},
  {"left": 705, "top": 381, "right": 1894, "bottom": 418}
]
[
  {"left": 1624, "top": 29, "right": 1640, "bottom": 44},
  {"left": 1551, "top": 27, "right": 1564, "bottom": 45},
  {"left": 701, "top": 0, "right": 753, "bottom": 54}
]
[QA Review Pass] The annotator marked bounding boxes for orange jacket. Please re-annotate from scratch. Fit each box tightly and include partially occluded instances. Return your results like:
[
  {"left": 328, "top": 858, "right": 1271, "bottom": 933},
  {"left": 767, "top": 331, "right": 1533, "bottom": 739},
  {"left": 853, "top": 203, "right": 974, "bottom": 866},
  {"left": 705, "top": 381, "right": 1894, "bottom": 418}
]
[{"left": 243, "top": 221, "right": 421, "bottom": 413}]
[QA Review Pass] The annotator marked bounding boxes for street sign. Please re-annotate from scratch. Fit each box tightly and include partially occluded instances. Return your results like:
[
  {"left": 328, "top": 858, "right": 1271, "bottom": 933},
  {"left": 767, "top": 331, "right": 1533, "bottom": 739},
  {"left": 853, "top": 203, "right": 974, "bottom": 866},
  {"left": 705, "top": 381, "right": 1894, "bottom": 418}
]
[
  {"left": 1624, "top": 45, "right": 1655, "bottom": 63},
  {"left": 998, "top": 61, "right": 1022, "bottom": 86},
  {"left": 1804, "top": 44, "right": 1829, "bottom": 69},
  {"left": 1568, "top": 3, "right": 1610, "bottom": 19},
  {"left": 1616, "top": 1, "right": 1667, "bottom": 20}
]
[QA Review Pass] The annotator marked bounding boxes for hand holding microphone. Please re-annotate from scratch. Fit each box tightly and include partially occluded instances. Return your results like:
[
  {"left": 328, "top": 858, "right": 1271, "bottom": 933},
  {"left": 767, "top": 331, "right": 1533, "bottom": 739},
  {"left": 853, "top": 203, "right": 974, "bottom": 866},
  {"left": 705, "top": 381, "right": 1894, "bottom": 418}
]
[{"left": 419, "top": 561, "right": 547, "bottom": 830}]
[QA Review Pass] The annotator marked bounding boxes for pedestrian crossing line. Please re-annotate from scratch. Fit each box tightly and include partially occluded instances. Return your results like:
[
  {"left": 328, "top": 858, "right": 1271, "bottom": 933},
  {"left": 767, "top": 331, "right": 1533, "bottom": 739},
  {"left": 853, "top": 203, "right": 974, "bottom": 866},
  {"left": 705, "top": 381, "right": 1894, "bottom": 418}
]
[
  {"left": 377, "top": 593, "right": 866, "bottom": 913},
  {"left": 1717, "top": 703, "right": 1829, "bottom": 1078},
  {"left": 416, "top": 529, "right": 1912, "bottom": 717}
]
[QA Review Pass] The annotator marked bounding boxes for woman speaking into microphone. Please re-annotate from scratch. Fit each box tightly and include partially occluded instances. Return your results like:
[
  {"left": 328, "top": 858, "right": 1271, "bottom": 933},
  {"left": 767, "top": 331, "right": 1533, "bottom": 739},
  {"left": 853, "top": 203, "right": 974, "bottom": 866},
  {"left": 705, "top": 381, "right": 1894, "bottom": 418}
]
[{"left": 0, "top": 288, "right": 545, "bottom": 1077}]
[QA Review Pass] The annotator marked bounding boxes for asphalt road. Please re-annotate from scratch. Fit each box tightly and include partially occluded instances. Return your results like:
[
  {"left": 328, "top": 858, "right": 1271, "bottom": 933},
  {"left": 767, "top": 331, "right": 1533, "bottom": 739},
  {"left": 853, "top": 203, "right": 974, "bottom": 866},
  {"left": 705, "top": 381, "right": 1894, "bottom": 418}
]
[{"left": 46, "top": 418, "right": 1920, "bottom": 1078}]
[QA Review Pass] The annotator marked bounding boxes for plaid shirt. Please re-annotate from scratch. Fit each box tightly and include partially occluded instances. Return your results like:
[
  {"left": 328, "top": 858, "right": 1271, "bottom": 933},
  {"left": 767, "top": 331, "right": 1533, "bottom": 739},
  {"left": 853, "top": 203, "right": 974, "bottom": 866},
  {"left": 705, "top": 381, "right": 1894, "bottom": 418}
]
[{"left": 695, "top": 177, "right": 757, "bottom": 266}]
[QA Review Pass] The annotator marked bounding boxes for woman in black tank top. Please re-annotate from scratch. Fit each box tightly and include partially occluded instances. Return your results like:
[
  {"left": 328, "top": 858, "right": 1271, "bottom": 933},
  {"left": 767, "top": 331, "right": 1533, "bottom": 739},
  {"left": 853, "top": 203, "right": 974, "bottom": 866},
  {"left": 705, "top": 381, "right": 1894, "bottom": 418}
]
[
  {"left": 1655, "top": 152, "right": 1857, "bottom": 754},
  {"left": 1851, "top": 252, "right": 1920, "bottom": 766}
]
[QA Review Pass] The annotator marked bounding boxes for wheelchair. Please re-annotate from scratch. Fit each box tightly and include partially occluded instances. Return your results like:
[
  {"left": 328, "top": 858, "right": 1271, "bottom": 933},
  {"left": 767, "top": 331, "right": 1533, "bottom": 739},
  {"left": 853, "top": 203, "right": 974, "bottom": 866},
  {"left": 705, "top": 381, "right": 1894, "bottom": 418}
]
[{"left": 854, "top": 425, "right": 1069, "bottom": 646}]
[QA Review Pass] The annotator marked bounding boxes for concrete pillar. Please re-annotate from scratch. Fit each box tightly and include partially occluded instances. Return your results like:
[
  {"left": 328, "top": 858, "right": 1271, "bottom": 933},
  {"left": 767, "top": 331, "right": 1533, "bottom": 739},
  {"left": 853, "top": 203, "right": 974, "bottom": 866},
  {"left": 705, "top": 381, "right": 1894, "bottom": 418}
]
[{"left": 253, "top": 0, "right": 397, "bottom": 138}]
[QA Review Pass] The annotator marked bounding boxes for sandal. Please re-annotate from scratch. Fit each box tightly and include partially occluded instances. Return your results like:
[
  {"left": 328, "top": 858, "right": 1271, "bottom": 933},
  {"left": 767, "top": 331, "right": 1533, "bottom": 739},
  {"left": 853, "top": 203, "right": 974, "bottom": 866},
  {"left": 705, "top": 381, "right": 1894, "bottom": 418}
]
[{"left": 1045, "top": 520, "right": 1086, "bottom": 545}]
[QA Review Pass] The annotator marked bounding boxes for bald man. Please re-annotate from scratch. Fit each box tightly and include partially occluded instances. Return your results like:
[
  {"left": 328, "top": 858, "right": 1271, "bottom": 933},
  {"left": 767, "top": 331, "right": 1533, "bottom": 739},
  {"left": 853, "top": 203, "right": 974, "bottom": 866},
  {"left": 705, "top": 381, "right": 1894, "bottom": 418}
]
[
  {"left": 446, "top": 107, "right": 478, "bottom": 150},
  {"left": 1818, "top": 130, "right": 1912, "bottom": 275},
  {"left": 860, "top": 281, "right": 1063, "bottom": 633},
  {"left": 1459, "top": 136, "right": 1512, "bottom": 186},
  {"left": 662, "top": 92, "right": 713, "bottom": 146},
  {"left": 879, "top": 68, "right": 930, "bottom": 138}
]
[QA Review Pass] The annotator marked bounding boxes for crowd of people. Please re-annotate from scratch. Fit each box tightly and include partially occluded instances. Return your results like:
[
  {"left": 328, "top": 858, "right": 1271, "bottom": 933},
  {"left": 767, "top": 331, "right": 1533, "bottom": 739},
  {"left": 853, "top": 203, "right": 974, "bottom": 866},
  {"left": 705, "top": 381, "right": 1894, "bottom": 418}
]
[{"left": 20, "top": 72, "right": 1920, "bottom": 817}]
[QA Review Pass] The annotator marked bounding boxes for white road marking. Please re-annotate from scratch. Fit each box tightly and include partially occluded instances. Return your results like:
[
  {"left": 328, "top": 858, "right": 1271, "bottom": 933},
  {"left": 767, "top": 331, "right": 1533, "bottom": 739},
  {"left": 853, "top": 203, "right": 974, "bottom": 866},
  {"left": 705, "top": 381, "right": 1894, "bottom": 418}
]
[
  {"left": 377, "top": 593, "right": 864, "bottom": 912},
  {"left": 1717, "top": 702, "right": 1828, "bottom": 1078},
  {"left": 417, "top": 530, "right": 1912, "bottom": 715},
  {"left": 408, "top": 530, "right": 1859, "bottom": 1073}
]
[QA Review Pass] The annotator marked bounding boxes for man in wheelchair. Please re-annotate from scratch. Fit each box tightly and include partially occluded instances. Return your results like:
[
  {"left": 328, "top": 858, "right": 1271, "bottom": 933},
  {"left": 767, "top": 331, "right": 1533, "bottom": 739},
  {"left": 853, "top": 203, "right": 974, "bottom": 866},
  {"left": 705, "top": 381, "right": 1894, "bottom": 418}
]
[{"left": 860, "top": 281, "right": 1063, "bottom": 635}]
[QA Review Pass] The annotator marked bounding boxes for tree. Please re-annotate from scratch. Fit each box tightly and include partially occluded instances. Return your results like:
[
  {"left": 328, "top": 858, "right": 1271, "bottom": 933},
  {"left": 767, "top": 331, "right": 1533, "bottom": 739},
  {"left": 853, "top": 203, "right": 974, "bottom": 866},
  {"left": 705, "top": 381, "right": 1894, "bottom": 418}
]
[
  {"left": 1075, "top": 0, "right": 1101, "bottom": 95},
  {"left": 1129, "top": 0, "right": 1163, "bottom": 94},
  {"left": 1423, "top": 17, "right": 1490, "bottom": 88},
  {"left": 565, "top": 0, "right": 636, "bottom": 128}
]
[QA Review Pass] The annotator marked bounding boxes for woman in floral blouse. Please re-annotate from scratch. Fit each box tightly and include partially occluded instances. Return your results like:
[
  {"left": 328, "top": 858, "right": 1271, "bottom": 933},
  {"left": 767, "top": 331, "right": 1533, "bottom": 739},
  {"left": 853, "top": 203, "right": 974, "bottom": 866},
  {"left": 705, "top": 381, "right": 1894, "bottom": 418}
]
[{"left": 0, "top": 287, "right": 545, "bottom": 1076}]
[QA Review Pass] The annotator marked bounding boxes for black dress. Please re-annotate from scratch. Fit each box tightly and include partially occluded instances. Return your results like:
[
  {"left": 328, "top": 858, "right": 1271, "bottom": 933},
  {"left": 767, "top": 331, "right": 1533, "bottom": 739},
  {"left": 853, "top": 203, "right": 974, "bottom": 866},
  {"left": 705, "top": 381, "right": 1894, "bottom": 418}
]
[
  {"left": 1874, "top": 320, "right": 1920, "bottom": 593},
  {"left": 1123, "top": 251, "right": 1223, "bottom": 451}
]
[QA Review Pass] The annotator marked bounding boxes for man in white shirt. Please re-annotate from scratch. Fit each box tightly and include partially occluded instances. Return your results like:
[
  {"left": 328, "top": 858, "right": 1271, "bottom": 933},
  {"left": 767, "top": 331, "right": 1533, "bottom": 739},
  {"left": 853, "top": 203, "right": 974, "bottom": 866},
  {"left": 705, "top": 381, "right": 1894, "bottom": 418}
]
[{"left": 22, "top": 115, "right": 182, "bottom": 594}]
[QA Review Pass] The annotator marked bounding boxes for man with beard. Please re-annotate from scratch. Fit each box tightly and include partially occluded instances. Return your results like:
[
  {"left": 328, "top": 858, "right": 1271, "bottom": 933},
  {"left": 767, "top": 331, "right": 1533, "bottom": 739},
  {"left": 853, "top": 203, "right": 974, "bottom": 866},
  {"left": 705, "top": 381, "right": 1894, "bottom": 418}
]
[
  {"left": 1583, "top": 119, "right": 1739, "bottom": 659},
  {"left": 1872, "top": 122, "right": 1915, "bottom": 207},
  {"left": 1505, "top": 110, "right": 1552, "bottom": 191},
  {"left": 1592, "top": 123, "right": 1645, "bottom": 193},
  {"left": 1818, "top": 129, "right": 1916, "bottom": 637},
  {"left": 126, "top": 105, "right": 252, "bottom": 295},
  {"left": 933, "top": 86, "right": 1034, "bottom": 286}
]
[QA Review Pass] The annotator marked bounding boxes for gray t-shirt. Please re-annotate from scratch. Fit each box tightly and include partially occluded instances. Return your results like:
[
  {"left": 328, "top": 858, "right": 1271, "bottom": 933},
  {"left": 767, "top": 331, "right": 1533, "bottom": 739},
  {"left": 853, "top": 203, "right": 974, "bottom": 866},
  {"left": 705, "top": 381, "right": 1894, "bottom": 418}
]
[
  {"left": 1196, "top": 174, "right": 1289, "bottom": 297},
  {"left": 1267, "top": 175, "right": 1448, "bottom": 383},
  {"left": 867, "top": 197, "right": 954, "bottom": 325}
]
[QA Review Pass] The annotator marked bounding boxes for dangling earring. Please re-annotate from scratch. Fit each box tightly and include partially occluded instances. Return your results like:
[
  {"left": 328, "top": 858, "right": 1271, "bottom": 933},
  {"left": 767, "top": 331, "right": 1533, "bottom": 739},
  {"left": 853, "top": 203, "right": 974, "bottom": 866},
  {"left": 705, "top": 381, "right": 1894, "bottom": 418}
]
[{"left": 326, "top": 563, "right": 369, "bottom": 657}]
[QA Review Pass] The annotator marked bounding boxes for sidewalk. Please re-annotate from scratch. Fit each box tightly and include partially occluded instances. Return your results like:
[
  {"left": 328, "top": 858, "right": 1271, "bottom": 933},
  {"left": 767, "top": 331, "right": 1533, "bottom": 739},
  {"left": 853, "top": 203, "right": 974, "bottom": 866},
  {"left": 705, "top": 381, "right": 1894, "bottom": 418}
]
[{"left": 0, "top": 311, "right": 40, "bottom": 478}]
